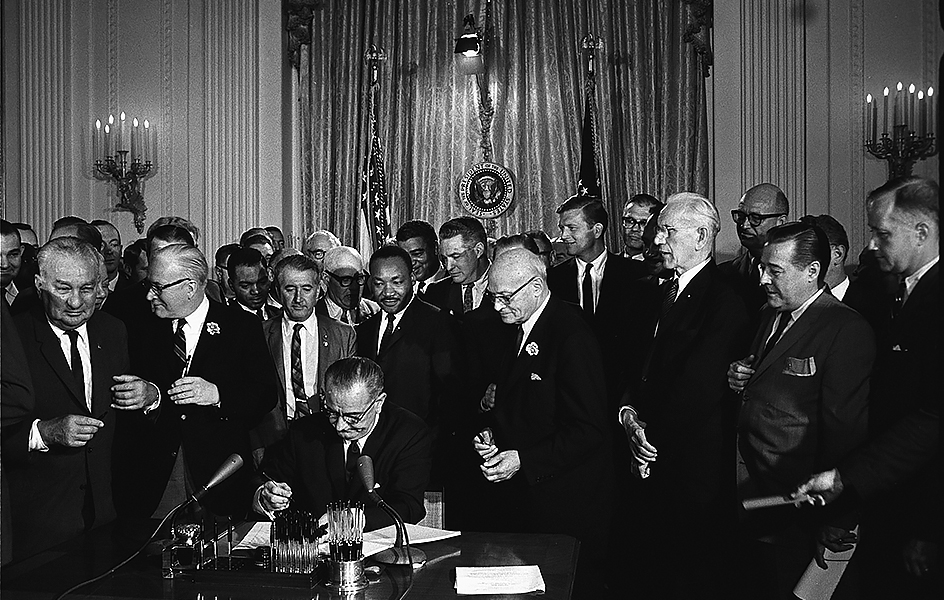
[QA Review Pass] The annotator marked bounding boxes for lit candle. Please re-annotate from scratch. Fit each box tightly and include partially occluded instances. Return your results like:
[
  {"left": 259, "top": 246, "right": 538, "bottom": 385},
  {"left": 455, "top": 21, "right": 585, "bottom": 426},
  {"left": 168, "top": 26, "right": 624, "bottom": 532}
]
[
  {"left": 107, "top": 114, "right": 115, "bottom": 157},
  {"left": 143, "top": 120, "right": 150, "bottom": 163},
  {"left": 94, "top": 120, "right": 102, "bottom": 162},
  {"left": 865, "top": 94, "right": 873, "bottom": 144},
  {"left": 908, "top": 83, "right": 916, "bottom": 132},
  {"left": 104, "top": 124, "right": 112, "bottom": 158},
  {"left": 917, "top": 91, "right": 926, "bottom": 137},
  {"left": 131, "top": 117, "right": 139, "bottom": 161},
  {"left": 895, "top": 82, "right": 903, "bottom": 128},
  {"left": 928, "top": 87, "right": 935, "bottom": 138},
  {"left": 119, "top": 112, "right": 127, "bottom": 153},
  {"left": 883, "top": 87, "right": 889, "bottom": 135}
]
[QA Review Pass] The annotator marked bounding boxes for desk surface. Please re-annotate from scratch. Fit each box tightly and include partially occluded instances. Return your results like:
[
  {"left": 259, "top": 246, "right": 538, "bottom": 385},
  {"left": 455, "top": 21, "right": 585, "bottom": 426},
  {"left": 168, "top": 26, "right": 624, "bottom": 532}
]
[{"left": 1, "top": 525, "right": 578, "bottom": 600}]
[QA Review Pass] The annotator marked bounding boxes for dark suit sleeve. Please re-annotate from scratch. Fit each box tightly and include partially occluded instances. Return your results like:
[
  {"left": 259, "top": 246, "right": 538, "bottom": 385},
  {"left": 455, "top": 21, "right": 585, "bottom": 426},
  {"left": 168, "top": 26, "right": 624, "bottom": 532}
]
[
  {"left": 216, "top": 318, "right": 279, "bottom": 424},
  {"left": 370, "top": 417, "right": 431, "bottom": 528},
  {"left": 1, "top": 303, "right": 35, "bottom": 466}
]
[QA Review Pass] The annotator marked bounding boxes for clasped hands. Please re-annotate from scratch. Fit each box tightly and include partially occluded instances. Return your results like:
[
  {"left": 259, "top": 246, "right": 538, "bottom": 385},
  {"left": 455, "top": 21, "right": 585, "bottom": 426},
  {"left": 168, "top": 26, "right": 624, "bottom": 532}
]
[
  {"left": 473, "top": 428, "right": 520, "bottom": 482},
  {"left": 621, "top": 410, "right": 656, "bottom": 479}
]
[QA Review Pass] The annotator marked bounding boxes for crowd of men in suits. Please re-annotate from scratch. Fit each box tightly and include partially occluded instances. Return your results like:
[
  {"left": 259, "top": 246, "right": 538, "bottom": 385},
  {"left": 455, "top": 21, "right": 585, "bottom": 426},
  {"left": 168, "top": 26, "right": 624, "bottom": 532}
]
[{"left": 0, "top": 175, "right": 938, "bottom": 599}]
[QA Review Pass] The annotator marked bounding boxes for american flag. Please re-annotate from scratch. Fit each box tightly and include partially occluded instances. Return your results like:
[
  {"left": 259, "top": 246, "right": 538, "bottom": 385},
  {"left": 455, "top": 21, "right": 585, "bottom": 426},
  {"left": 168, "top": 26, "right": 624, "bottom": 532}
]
[
  {"left": 576, "top": 75, "right": 602, "bottom": 198},
  {"left": 359, "top": 94, "right": 391, "bottom": 254}
]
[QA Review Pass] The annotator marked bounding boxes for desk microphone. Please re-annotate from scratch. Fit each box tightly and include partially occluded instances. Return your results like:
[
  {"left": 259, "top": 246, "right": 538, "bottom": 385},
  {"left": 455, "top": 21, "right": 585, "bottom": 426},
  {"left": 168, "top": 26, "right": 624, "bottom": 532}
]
[
  {"left": 189, "top": 453, "right": 244, "bottom": 504},
  {"left": 356, "top": 455, "right": 426, "bottom": 567}
]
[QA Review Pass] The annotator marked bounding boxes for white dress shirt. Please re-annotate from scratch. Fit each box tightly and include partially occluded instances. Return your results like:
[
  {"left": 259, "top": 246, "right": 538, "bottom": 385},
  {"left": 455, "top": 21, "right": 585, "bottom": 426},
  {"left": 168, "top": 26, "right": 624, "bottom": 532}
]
[
  {"left": 903, "top": 255, "right": 939, "bottom": 304},
  {"left": 281, "top": 312, "right": 320, "bottom": 419},
  {"left": 376, "top": 297, "right": 413, "bottom": 356},
  {"left": 830, "top": 277, "right": 850, "bottom": 302},
  {"left": 575, "top": 250, "right": 608, "bottom": 310},
  {"left": 517, "top": 293, "right": 551, "bottom": 354}
]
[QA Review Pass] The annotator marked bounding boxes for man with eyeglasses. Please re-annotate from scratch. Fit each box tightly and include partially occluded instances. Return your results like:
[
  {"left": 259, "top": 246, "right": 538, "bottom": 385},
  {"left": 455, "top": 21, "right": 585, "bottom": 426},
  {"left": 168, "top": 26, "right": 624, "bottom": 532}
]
[
  {"left": 620, "top": 193, "right": 662, "bottom": 261},
  {"left": 254, "top": 357, "right": 431, "bottom": 530},
  {"left": 616, "top": 193, "right": 750, "bottom": 600},
  {"left": 720, "top": 183, "right": 790, "bottom": 314},
  {"left": 111, "top": 243, "right": 278, "bottom": 526},
  {"left": 315, "top": 246, "right": 379, "bottom": 325},
  {"left": 303, "top": 229, "right": 340, "bottom": 271}
]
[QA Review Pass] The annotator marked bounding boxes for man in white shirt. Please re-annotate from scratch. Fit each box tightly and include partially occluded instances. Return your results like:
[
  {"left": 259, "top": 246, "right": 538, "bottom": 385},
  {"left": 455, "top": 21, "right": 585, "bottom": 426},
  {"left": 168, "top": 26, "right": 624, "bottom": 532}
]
[
  {"left": 1, "top": 220, "right": 23, "bottom": 307},
  {"left": 91, "top": 219, "right": 127, "bottom": 293},
  {"left": 801, "top": 214, "right": 851, "bottom": 301},
  {"left": 228, "top": 246, "right": 279, "bottom": 320},
  {"left": 620, "top": 193, "right": 662, "bottom": 260},
  {"left": 317, "top": 246, "right": 379, "bottom": 325}
]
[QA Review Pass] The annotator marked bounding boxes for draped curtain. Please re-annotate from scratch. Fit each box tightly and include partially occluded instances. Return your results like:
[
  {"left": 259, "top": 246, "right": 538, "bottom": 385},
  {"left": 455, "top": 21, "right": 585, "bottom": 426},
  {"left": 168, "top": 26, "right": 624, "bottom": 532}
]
[{"left": 294, "top": 0, "right": 709, "bottom": 249}]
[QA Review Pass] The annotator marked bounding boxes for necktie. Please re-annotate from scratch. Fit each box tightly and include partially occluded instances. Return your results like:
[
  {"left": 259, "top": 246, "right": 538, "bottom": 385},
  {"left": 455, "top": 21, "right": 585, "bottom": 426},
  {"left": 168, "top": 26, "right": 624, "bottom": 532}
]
[
  {"left": 760, "top": 313, "right": 792, "bottom": 362},
  {"left": 290, "top": 323, "right": 307, "bottom": 416},
  {"left": 379, "top": 313, "right": 396, "bottom": 355},
  {"left": 892, "top": 278, "right": 907, "bottom": 319},
  {"left": 340, "top": 309, "right": 349, "bottom": 324},
  {"left": 65, "top": 330, "right": 85, "bottom": 400},
  {"left": 463, "top": 284, "right": 474, "bottom": 313},
  {"left": 660, "top": 276, "right": 679, "bottom": 319},
  {"left": 174, "top": 319, "right": 188, "bottom": 371},
  {"left": 514, "top": 325, "right": 524, "bottom": 355},
  {"left": 346, "top": 440, "right": 361, "bottom": 481},
  {"left": 582, "top": 263, "right": 594, "bottom": 315},
  {"left": 257, "top": 308, "right": 266, "bottom": 320},
  {"left": 417, "top": 281, "right": 426, "bottom": 295}
]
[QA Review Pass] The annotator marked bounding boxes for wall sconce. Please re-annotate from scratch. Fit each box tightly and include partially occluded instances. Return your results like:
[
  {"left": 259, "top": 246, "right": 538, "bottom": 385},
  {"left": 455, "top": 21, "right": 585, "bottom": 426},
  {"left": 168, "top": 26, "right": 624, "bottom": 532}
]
[
  {"left": 864, "top": 81, "right": 937, "bottom": 180},
  {"left": 454, "top": 14, "right": 485, "bottom": 75},
  {"left": 92, "top": 111, "right": 156, "bottom": 232}
]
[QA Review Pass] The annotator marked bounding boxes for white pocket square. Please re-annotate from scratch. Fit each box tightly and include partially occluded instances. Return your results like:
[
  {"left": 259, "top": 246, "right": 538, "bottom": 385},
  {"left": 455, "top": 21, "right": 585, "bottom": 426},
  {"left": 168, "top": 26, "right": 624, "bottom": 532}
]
[
  {"left": 530, "top": 373, "right": 542, "bottom": 381},
  {"left": 783, "top": 356, "right": 816, "bottom": 377}
]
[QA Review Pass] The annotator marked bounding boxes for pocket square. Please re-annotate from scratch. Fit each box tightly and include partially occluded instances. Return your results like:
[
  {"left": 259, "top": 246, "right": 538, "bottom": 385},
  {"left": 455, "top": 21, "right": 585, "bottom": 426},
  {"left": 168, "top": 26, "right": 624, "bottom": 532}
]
[
  {"left": 530, "top": 373, "right": 542, "bottom": 381},
  {"left": 891, "top": 344, "right": 904, "bottom": 352},
  {"left": 783, "top": 356, "right": 816, "bottom": 377}
]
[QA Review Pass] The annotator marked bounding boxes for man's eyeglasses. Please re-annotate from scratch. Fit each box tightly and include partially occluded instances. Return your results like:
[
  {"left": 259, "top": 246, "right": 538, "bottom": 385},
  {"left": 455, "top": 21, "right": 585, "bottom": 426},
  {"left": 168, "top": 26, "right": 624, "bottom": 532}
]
[
  {"left": 622, "top": 217, "right": 649, "bottom": 229},
  {"left": 321, "top": 396, "right": 382, "bottom": 427},
  {"left": 325, "top": 271, "right": 367, "bottom": 288},
  {"left": 490, "top": 276, "right": 538, "bottom": 307},
  {"left": 147, "top": 277, "right": 192, "bottom": 296},
  {"left": 731, "top": 210, "right": 786, "bottom": 228},
  {"left": 307, "top": 249, "right": 327, "bottom": 260}
]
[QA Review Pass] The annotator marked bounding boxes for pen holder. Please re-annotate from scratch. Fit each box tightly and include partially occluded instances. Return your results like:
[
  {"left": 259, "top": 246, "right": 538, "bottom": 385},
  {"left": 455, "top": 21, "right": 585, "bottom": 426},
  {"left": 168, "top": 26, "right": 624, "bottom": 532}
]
[
  {"left": 327, "top": 558, "right": 368, "bottom": 592},
  {"left": 325, "top": 501, "right": 367, "bottom": 591}
]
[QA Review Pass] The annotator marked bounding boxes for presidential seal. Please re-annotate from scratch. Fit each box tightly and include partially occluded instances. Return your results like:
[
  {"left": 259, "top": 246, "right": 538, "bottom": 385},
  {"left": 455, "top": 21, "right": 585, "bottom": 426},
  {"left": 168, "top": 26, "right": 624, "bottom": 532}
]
[{"left": 458, "top": 162, "right": 515, "bottom": 219}]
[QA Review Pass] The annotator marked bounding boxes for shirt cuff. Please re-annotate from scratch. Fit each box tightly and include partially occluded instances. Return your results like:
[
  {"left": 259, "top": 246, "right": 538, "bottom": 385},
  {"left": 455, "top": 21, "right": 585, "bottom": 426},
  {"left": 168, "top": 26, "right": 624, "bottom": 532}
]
[
  {"left": 143, "top": 383, "right": 162, "bottom": 413},
  {"left": 252, "top": 485, "right": 276, "bottom": 520},
  {"left": 618, "top": 405, "right": 639, "bottom": 427},
  {"left": 29, "top": 419, "right": 49, "bottom": 452}
]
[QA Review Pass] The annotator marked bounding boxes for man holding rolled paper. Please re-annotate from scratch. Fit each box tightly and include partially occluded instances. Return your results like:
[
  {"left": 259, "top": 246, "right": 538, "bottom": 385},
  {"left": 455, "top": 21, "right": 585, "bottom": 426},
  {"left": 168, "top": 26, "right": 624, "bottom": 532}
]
[{"left": 254, "top": 357, "right": 431, "bottom": 531}]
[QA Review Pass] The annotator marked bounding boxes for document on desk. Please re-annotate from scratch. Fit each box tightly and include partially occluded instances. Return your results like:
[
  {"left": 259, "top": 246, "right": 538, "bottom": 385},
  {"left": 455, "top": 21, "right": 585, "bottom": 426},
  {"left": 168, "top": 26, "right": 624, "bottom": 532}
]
[{"left": 455, "top": 565, "right": 546, "bottom": 595}]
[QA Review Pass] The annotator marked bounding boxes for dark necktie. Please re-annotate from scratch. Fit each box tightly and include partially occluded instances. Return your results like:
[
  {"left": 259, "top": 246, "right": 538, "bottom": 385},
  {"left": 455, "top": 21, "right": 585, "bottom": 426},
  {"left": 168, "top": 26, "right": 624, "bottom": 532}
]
[
  {"left": 346, "top": 440, "right": 361, "bottom": 482},
  {"left": 514, "top": 325, "right": 524, "bottom": 355},
  {"left": 65, "top": 330, "right": 85, "bottom": 401},
  {"left": 174, "top": 319, "right": 188, "bottom": 371},
  {"left": 760, "top": 313, "right": 792, "bottom": 362},
  {"left": 257, "top": 308, "right": 266, "bottom": 320},
  {"left": 660, "top": 276, "right": 679, "bottom": 319},
  {"left": 290, "top": 323, "right": 308, "bottom": 417},
  {"left": 892, "top": 278, "right": 906, "bottom": 319},
  {"left": 582, "top": 263, "right": 594, "bottom": 315},
  {"left": 378, "top": 313, "right": 396, "bottom": 355},
  {"left": 417, "top": 281, "right": 426, "bottom": 295},
  {"left": 463, "top": 284, "right": 474, "bottom": 313}
]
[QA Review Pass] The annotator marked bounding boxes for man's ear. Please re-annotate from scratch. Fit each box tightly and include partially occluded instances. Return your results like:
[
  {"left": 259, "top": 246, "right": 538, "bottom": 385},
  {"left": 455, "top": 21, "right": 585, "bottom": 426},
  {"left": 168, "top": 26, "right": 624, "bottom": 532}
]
[
  {"left": 914, "top": 221, "right": 930, "bottom": 245},
  {"left": 472, "top": 242, "right": 485, "bottom": 259},
  {"left": 592, "top": 222, "right": 604, "bottom": 239}
]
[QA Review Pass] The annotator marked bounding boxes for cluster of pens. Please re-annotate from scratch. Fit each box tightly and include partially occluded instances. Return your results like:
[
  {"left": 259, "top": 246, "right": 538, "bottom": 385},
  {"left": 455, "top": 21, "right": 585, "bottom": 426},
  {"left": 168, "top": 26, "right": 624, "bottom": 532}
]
[
  {"left": 270, "top": 509, "right": 324, "bottom": 574},
  {"left": 326, "top": 501, "right": 365, "bottom": 562}
]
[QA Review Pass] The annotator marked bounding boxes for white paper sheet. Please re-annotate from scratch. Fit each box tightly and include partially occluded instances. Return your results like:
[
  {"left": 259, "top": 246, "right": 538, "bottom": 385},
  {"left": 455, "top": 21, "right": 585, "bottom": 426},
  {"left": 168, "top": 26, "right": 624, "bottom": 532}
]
[
  {"left": 793, "top": 526, "right": 859, "bottom": 600},
  {"left": 455, "top": 565, "right": 546, "bottom": 595}
]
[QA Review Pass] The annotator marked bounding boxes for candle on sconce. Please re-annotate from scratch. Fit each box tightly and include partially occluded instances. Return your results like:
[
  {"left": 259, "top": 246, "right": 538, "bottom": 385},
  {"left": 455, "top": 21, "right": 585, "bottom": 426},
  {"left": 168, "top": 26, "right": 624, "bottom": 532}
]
[
  {"left": 908, "top": 84, "right": 916, "bottom": 133},
  {"left": 131, "top": 118, "right": 139, "bottom": 161},
  {"left": 94, "top": 120, "right": 102, "bottom": 162},
  {"left": 118, "top": 112, "right": 127, "bottom": 153},
  {"left": 104, "top": 124, "right": 112, "bottom": 158},
  {"left": 917, "top": 91, "right": 926, "bottom": 137},
  {"left": 107, "top": 115, "right": 115, "bottom": 156},
  {"left": 895, "top": 82, "right": 903, "bottom": 129},
  {"left": 928, "top": 87, "right": 935, "bottom": 138},
  {"left": 883, "top": 87, "right": 889, "bottom": 135},
  {"left": 865, "top": 94, "right": 873, "bottom": 144},
  {"left": 143, "top": 120, "right": 150, "bottom": 163}
]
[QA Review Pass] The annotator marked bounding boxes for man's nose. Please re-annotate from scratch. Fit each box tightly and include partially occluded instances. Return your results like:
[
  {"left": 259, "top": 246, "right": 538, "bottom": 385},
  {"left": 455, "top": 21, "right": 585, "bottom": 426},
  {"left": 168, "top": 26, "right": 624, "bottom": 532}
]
[
  {"left": 867, "top": 236, "right": 878, "bottom": 251},
  {"left": 759, "top": 269, "right": 772, "bottom": 285}
]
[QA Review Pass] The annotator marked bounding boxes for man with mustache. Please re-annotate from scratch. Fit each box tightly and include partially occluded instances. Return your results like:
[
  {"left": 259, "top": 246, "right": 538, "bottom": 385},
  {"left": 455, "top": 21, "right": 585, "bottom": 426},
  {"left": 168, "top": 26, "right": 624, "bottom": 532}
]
[
  {"left": 252, "top": 254, "right": 355, "bottom": 464},
  {"left": 315, "top": 246, "right": 378, "bottom": 325}
]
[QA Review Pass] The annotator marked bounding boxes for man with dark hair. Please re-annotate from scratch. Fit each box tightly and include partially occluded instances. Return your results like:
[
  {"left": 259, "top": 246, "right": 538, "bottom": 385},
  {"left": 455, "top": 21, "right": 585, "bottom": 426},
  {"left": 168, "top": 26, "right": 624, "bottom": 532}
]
[
  {"left": 11, "top": 224, "right": 38, "bottom": 301},
  {"left": 252, "top": 254, "right": 355, "bottom": 464},
  {"left": 243, "top": 234, "right": 275, "bottom": 264},
  {"left": 424, "top": 217, "right": 491, "bottom": 316},
  {"left": 122, "top": 239, "right": 149, "bottom": 285},
  {"left": 524, "top": 230, "right": 554, "bottom": 268},
  {"left": 227, "top": 247, "right": 278, "bottom": 320},
  {"left": 357, "top": 245, "right": 462, "bottom": 483},
  {"left": 254, "top": 357, "right": 431, "bottom": 530},
  {"left": 721, "top": 183, "right": 790, "bottom": 313},
  {"left": 147, "top": 217, "right": 200, "bottom": 247},
  {"left": 728, "top": 221, "right": 875, "bottom": 599},
  {"left": 214, "top": 243, "right": 240, "bottom": 304},
  {"left": 1, "top": 220, "right": 23, "bottom": 308},
  {"left": 621, "top": 193, "right": 662, "bottom": 260},
  {"left": 113, "top": 244, "right": 278, "bottom": 524},
  {"left": 12, "top": 223, "right": 37, "bottom": 248},
  {"left": 800, "top": 214, "right": 851, "bottom": 301},
  {"left": 91, "top": 219, "right": 131, "bottom": 294},
  {"left": 395, "top": 220, "right": 441, "bottom": 295},
  {"left": 265, "top": 226, "right": 285, "bottom": 251}
]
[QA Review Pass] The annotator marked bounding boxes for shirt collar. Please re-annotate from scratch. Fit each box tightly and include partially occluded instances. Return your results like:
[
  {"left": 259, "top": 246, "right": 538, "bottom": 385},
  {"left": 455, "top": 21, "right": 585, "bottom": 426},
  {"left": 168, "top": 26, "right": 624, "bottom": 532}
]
[
  {"left": 47, "top": 319, "right": 89, "bottom": 343},
  {"left": 179, "top": 295, "right": 211, "bottom": 331},
  {"left": 789, "top": 287, "right": 825, "bottom": 322},
  {"left": 904, "top": 255, "right": 939, "bottom": 297},
  {"left": 830, "top": 276, "right": 850, "bottom": 301},
  {"left": 576, "top": 249, "right": 607, "bottom": 273},
  {"left": 521, "top": 292, "right": 552, "bottom": 346},
  {"left": 282, "top": 309, "right": 319, "bottom": 336},
  {"left": 675, "top": 257, "right": 711, "bottom": 296}
]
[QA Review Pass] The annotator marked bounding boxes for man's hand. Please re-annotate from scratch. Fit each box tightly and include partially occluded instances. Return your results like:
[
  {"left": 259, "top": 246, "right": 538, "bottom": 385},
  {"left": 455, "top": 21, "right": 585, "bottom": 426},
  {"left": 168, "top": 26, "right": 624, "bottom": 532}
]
[
  {"left": 814, "top": 525, "right": 858, "bottom": 569},
  {"left": 479, "top": 383, "right": 496, "bottom": 413},
  {"left": 260, "top": 481, "right": 293, "bottom": 512},
  {"left": 727, "top": 355, "right": 756, "bottom": 393},
  {"left": 793, "top": 468, "right": 844, "bottom": 505},
  {"left": 111, "top": 374, "right": 159, "bottom": 410},
  {"left": 169, "top": 376, "right": 220, "bottom": 407},
  {"left": 37, "top": 415, "right": 104, "bottom": 447},
  {"left": 621, "top": 411, "right": 657, "bottom": 476},
  {"left": 481, "top": 450, "right": 520, "bottom": 482},
  {"left": 902, "top": 539, "right": 938, "bottom": 577},
  {"left": 473, "top": 428, "right": 498, "bottom": 461}
]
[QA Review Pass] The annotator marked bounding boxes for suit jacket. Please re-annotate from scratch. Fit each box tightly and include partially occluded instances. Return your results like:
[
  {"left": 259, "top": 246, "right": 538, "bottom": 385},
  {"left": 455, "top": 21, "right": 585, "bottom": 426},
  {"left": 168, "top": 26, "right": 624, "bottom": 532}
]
[
  {"left": 485, "top": 296, "right": 612, "bottom": 540},
  {"left": 547, "top": 252, "right": 648, "bottom": 404},
  {"left": 314, "top": 296, "right": 379, "bottom": 325},
  {"left": 719, "top": 250, "right": 768, "bottom": 318},
  {"left": 738, "top": 291, "right": 875, "bottom": 498},
  {"left": 626, "top": 261, "right": 751, "bottom": 502},
  {"left": 256, "top": 404, "right": 431, "bottom": 530},
  {"left": 230, "top": 300, "right": 281, "bottom": 322},
  {"left": 113, "top": 299, "right": 279, "bottom": 519},
  {"left": 8, "top": 308, "right": 127, "bottom": 560},
  {"left": 251, "top": 314, "right": 356, "bottom": 452}
]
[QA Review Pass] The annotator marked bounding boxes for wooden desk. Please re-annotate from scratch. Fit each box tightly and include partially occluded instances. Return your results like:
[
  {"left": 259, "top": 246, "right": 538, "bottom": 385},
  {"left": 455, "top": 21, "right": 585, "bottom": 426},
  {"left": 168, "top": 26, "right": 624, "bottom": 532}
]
[{"left": 1, "top": 525, "right": 578, "bottom": 599}]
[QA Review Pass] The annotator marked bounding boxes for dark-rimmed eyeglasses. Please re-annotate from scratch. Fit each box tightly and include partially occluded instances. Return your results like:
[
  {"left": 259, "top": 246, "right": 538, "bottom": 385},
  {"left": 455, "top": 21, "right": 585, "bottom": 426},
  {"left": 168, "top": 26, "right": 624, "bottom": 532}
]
[
  {"left": 321, "top": 396, "right": 382, "bottom": 427},
  {"left": 325, "top": 271, "right": 367, "bottom": 288},
  {"left": 731, "top": 210, "right": 786, "bottom": 228},
  {"left": 490, "top": 276, "right": 538, "bottom": 307},
  {"left": 621, "top": 217, "right": 649, "bottom": 229},
  {"left": 147, "top": 277, "right": 192, "bottom": 296},
  {"left": 307, "top": 248, "right": 327, "bottom": 260}
]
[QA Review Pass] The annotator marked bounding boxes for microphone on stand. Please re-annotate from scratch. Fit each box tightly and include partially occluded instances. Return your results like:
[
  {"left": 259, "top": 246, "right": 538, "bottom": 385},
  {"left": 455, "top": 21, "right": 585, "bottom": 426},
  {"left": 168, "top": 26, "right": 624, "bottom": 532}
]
[
  {"left": 188, "top": 453, "right": 244, "bottom": 504},
  {"left": 356, "top": 455, "right": 426, "bottom": 567}
]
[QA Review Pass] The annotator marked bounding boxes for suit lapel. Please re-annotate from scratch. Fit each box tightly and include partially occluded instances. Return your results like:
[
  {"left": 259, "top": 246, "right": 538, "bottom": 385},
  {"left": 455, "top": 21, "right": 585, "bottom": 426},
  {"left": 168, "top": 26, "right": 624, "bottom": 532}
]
[
  {"left": 379, "top": 303, "right": 418, "bottom": 357},
  {"left": 265, "top": 320, "right": 286, "bottom": 393},
  {"left": 752, "top": 292, "right": 832, "bottom": 379},
  {"left": 34, "top": 315, "right": 87, "bottom": 411},
  {"left": 87, "top": 318, "right": 112, "bottom": 416},
  {"left": 187, "top": 301, "right": 223, "bottom": 375}
]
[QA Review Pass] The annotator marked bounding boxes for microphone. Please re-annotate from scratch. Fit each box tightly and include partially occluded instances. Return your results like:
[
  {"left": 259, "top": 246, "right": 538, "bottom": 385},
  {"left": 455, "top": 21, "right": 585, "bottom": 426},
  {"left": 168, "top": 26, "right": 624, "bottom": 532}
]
[
  {"left": 189, "top": 453, "right": 244, "bottom": 504},
  {"left": 356, "top": 455, "right": 426, "bottom": 567}
]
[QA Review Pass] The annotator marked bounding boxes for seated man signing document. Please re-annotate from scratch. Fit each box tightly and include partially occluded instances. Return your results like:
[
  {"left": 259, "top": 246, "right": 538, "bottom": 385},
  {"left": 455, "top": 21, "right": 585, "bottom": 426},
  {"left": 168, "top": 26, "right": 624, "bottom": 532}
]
[{"left": 253, "top": 357, "right": 431, "bottom": 530}]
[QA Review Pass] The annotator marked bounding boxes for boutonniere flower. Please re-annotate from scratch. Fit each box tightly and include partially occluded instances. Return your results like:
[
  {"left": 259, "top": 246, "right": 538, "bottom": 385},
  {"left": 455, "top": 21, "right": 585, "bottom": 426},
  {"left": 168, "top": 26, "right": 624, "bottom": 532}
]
[
  {"left": 525, "top": 342, "right": 539, "bottom": 356},
  {"left": 206, "top": 322, "right": 221, "bottom": 335}
]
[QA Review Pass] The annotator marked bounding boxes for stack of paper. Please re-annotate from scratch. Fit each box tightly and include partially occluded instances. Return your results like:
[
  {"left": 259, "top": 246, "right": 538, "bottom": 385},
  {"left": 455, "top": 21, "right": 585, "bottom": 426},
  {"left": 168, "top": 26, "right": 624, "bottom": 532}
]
[{"left": 455, "top": 565, "right": 546, "bottom": 595}]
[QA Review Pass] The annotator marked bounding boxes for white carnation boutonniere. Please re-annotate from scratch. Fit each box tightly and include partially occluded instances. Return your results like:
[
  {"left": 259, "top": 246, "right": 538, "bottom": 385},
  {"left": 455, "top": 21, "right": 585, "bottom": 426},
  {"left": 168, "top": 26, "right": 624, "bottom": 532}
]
[
  {"left": 206, "top": 322, "right": 221, "bottom": 335},
  {"left": 525, "top": 342, "right": 539, "bottom": 356}
]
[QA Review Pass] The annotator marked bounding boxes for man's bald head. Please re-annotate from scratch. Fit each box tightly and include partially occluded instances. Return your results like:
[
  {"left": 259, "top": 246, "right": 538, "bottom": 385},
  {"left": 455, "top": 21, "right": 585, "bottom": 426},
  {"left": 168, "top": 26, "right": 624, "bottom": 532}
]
[
  {"left": 324, "top": 246, "right": 365, "bottom": 272},
  {"left": 488, "top": 249, "right": 548, "bottom": 325},
  {"left": 323, "top": 246, "right": 366, "bottom": 309},
  {"left": 735, "top": 183, "right": 790, "bottom": 256}
]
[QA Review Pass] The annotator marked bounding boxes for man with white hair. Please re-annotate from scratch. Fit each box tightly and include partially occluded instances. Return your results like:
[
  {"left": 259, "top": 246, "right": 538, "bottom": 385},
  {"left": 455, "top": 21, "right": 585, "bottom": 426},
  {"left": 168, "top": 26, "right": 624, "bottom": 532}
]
[
  {"left": 316, "top": 246, "right": 378, "bottom": 325},
  {"left": 303, "top": 230, "right": 341, "bottom": 271},
  {"left": 617, "top": 193, "right": 750, "bottom": 600}
]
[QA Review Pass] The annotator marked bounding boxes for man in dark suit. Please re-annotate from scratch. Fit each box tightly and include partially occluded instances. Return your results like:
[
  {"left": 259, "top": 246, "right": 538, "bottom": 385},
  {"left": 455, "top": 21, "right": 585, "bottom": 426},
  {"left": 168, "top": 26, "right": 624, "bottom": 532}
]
[
  {"left": 255, "top": 357, "right": 431, "bottom": 530},
  {"left": 473, "top": 248, "right": 612, "bottom": 596},
  {"left": 395, "top": 220, "right": 442, "bottom": 297},
  {"left": 1, "top": 220, "right": 24, "bottom": 308},
  {"left": 547, "top": 195, "right": 647, "bottom": 406},
  {"left": 728, "top": 221, "right": 874, "bottom": 599},
  {"left": 619, "top": 193, "right": 662, "bottom": 260},
  {"left": 315, "top": 246, "right": 379, "bottom": 325},
  {"left": 252, "top": 255, "right": 355, "bottom": 464},
  {"left": 227, "top": 246, "right": 279, "bottom": 321},
  {"left": 91, "top": 219, "right": 132, "bottom": 294},
  {"left": 6, "top": 238, "right": 157, "bottom": 560},
  {"left": 795, "top": 177, "right": 940, "bottom": 599},
  {"left": 619, "top": 193, "right": 750, "bottom": 600},
  {"left": 720, "top": 183, "right": 790, "bottom": 315},
  {"left": 113, "top": 244, "right": 279, "bottom": 524}
]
